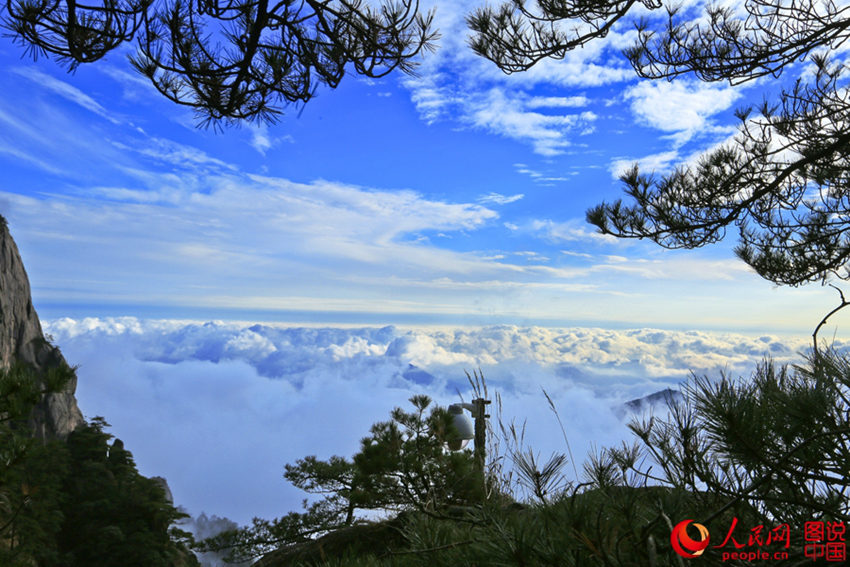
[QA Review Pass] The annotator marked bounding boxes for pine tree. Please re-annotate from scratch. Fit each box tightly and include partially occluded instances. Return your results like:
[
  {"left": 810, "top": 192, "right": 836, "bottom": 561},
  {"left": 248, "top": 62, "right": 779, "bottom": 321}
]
[
  {"left": 4, "top": 0, "right": 436, "bottom": 126},
  {"left": 196, "top": 395, "right": 481, "bottom": 563}
]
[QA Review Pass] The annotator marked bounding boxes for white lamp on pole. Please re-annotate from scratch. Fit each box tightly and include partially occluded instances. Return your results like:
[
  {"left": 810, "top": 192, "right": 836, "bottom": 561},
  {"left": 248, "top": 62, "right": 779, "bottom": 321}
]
[
  {"left": 447, "top": 403, "right": 475, "bottom": 450},
  {"left": 448, "top": 397, "right": 492, "bottom": 495},
  {"left": 447, "top": 399, "right": 490, "bottom": 473}
]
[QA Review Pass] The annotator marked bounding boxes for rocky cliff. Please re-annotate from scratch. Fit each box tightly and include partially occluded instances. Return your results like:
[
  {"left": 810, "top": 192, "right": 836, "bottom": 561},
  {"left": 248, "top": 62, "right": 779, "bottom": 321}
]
[{"left": 0, "top": 216, "right": 84, "bottom": 439}]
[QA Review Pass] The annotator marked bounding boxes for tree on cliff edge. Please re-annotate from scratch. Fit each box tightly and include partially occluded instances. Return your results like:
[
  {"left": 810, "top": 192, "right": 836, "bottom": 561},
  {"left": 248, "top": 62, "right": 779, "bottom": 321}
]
[
  {"left": 469, "top": 0, "right": 850, "bottom": 288},
  {"left": 195, "top": 395, "right": 481, "bottom": 563},
  {"left": 3, "top": 0, "right": 436, "bottom": 126}
]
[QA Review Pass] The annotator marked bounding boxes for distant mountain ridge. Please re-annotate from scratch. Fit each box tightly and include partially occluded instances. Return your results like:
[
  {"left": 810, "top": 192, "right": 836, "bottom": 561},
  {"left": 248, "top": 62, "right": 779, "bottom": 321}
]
[
  {"left": 0, "top": 216, "right": 84, "bottom": 438},
  {"left": 617, "top": 388, "right": 683, "bottom": 419}
]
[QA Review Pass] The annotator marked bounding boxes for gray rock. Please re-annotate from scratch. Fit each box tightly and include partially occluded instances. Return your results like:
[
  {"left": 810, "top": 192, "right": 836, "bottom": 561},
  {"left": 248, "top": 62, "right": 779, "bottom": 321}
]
[
  {"left": 151, "top": 476, "right": 175, "bottom": 504},
  {"left": 0, "top": 217, "right": 84, "bottom": 439}
]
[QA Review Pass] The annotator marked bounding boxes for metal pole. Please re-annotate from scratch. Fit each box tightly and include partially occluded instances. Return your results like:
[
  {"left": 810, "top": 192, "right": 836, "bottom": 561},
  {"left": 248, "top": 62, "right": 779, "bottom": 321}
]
[{"left": 472, "top": 397, "right": 490, "bottom": 478}]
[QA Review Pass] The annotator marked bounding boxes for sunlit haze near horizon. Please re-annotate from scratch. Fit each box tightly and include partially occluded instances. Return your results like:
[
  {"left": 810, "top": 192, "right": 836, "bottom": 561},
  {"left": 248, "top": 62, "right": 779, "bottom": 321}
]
[{"left": 2, "top": 0, "right": 849, "bottom": 533}]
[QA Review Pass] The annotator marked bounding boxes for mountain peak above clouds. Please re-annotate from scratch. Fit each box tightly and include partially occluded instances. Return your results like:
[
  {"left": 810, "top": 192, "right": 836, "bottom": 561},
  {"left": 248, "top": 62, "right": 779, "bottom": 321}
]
[{"left": 616, "top": 388, "right": 683, "bottom": 420}]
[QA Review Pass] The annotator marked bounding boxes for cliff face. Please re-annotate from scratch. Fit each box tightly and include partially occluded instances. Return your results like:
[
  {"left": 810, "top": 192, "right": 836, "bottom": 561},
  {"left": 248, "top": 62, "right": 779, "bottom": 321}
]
[{"left": 0, "top": 218, "right": 84, "bottom": 439}]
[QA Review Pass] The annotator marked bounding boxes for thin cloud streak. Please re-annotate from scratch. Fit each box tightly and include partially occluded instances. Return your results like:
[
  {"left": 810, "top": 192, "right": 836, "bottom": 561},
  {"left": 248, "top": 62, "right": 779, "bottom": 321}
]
[
  {"left": 13, "top": 67, "right": 121, "bottom": 124},
  {"left": 478, "top": 192, "right": 524, "bottom": 205}
]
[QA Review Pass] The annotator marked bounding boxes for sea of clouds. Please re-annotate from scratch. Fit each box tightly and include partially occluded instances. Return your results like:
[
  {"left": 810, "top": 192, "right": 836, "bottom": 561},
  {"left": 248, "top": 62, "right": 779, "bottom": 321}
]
[{"left": 43, "top": 317, "right": 831, "bottom": 530}]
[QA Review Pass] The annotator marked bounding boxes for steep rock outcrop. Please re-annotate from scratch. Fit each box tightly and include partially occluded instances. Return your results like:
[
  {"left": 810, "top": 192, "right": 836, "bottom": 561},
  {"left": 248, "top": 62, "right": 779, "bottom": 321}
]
[{"left": 0, "top": 217, "right": 84, "bottom": 439}]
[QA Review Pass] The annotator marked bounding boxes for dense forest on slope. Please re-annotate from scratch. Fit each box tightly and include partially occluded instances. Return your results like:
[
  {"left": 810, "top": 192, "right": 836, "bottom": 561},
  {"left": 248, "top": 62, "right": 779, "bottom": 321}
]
[{"left": 0, "top": 362, "right": 198, "bottom": 567}]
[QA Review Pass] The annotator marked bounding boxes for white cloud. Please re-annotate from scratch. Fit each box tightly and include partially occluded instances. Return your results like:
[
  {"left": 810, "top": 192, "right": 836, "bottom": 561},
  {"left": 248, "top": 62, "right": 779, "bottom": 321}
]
[
  {"left": 250, "top": 124, "right": 273, "bottom": 155},
  {"left": 405, "top": 79, "right": 459, "bottom": 124},
  {"left": 469, "top": 89, "right": 597, "bottom": 156},
  {"left": 589, "top": 255, "right": 751, "bottom": 281},
  {"left": 0, "top": 136, "right": 66, "bottom": 176},
  {"left": 514, "top": 164, "right": 544, "bottom": 179},
  {"left": 0, "top": 86, "right": 137, "bottom": 178},
  {"left": 247, "top": 123, "right": 292, "bottom": 156},
  {"left": 401, "top": 0, "right": 633, "bottom": 154},
  {"left": 13, "top": 67, "right": 120, "bottom": 124},
  {"left": 609, "top": 149, "right": 681, "bottom": 178},
  {"left": 112, "top": 137, "right": 238, "bottom": 171},
  {"left": 514, "top": 250, "right": 549, "bottom": 261},
  {"left": 526, "top": 96, "right": 590, "bottom": 109},
  {"left": 511, "top": 56, "right": 633, "bottom": 88},
  {"left": 478, "top": 192, "right": 524, "bottom": 205},
  {"left": 514, "top": 162, "right": 575, "bottom": 184},
  {"left": 532, "top": 218, "right": 620, "bottom": 245},
  {"left": 603, "top": 76, "right": 747, "bottom": 181},
  {"left": 96, "top": 64, "right": 164, "bottom": 104},
  {"left": 625, "top": 80, "right": 743, "bottom": 144},
  {"left": 44, "top": 318, "right": 827, "bottom": 525},
  {"left": 11, "top": 162, "right": 625, "bottom": 321},
  {"left": 561, "top": 250, "right": 593, "bottom": 260},
  {"left": 536, "top": 221, "right": 754, "bottom": 280}
]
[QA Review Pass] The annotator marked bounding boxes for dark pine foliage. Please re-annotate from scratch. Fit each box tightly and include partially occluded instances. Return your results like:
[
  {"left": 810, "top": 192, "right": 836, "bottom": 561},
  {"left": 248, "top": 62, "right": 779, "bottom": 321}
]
[
  {"left": 56, "top": 418, "right": 197, "bottom": 567},
  {"left": 3, "top": 0, "right": 436, "bottom": 126}
]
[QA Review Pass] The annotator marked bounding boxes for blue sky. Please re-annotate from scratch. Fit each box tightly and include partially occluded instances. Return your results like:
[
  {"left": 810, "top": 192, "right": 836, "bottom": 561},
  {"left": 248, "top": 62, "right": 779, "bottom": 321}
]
[
  {"left": 5, "top": 0, "right": 850, "bottom": 537},
  {"left": 0, "top": 0, "right": 843, "bottom": 334}
]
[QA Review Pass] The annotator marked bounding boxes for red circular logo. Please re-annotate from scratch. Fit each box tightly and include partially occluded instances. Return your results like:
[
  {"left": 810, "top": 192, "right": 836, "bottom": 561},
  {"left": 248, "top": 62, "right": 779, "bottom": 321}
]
[{"left": 671, "top": 519, "right": 710, "bottom": 558}]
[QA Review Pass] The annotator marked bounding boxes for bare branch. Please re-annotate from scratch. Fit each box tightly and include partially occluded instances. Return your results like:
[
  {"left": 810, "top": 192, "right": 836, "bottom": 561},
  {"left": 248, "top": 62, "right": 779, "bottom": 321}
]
[{"left": 812, "top": 283, "right": 850, "bottom": 355}]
